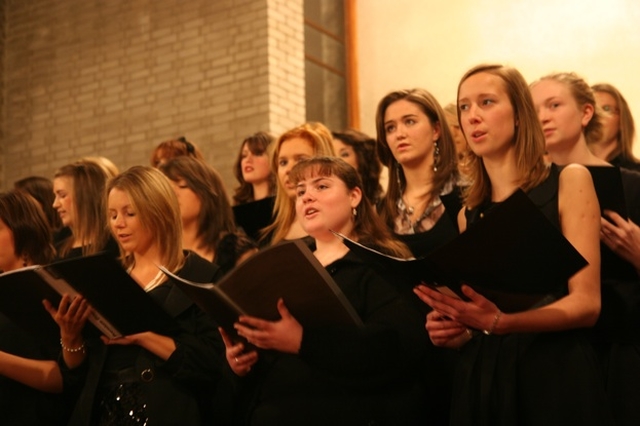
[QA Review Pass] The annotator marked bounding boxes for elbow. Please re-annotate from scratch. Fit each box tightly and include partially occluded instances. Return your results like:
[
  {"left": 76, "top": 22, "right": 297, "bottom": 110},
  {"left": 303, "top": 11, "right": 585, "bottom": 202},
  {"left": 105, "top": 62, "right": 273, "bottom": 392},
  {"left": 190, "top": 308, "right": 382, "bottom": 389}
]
[{"left": 581, "top": 300, "right": 601, "bottom": 328}]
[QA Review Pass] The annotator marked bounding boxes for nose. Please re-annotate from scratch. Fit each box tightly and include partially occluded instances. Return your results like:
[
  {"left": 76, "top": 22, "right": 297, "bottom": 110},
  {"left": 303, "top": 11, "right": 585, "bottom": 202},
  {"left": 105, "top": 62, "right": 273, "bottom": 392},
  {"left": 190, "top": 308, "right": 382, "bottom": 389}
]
[
  {"left": 466, "top": 104, "right": 481, "bottom": 124},
  {"left": 537, "top": 107, "right": 549, "bottom": 124},
  {"left": 112, "top": 214, "right": 125, "bottom": 228}
]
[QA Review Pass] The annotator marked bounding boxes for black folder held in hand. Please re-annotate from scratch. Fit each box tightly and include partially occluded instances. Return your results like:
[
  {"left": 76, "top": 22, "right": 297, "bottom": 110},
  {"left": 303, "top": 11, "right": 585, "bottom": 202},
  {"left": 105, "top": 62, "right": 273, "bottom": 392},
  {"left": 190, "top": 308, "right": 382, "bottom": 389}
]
[
  {"left": 336, "top": 189, "right": 588, "bottom": 312},
  {"left": 160, "top": 239, "right": 363, "bottom": 346},
  {"left": 0, "top": 253, "right": 175, "bottom": 341}
]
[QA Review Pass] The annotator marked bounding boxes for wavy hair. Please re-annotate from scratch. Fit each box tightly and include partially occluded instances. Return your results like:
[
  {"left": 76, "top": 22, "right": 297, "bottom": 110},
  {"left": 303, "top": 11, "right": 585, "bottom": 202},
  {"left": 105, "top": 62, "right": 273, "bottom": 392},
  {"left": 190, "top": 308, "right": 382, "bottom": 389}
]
[
  {"left": 591, "top": 83, "right": 637, "bottom": 162},
  {"left": 232, "top": 131, "right": 276, "bottom": 205}
]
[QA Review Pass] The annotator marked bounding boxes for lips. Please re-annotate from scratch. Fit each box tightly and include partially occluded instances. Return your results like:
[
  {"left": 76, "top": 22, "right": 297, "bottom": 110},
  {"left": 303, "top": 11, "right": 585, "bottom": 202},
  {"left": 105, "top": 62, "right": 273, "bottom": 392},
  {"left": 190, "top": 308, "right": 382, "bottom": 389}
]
[
  {"left": 244, "top": 166, "right": 254, "bottom": 173},
  {"left": 469, "top": 130, "right": 487, "bottom": 143},
  {"left": 304, "top": 207, "right": 318, "bottom": 217},
  {"left": 542, "top": 128, "right": 555, "bottom": 137}
]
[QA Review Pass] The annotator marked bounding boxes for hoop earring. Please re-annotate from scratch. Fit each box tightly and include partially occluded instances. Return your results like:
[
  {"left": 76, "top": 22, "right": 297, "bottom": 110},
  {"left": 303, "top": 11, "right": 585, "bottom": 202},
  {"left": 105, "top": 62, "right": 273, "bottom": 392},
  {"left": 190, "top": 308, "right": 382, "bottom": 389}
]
[{"left": 433, "top": 140, "right": 440, "bottom": 172}]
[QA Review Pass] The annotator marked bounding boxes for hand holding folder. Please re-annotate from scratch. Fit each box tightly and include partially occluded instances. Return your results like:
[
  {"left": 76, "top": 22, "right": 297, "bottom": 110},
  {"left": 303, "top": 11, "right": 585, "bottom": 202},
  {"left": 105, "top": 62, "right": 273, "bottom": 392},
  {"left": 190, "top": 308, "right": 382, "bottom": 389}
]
[
  {"left": 336, "top": 189, "right": 588, "bottom": 312},
  {"left": 0, "top": 253, "right": 175, "bottom": 341},
  {"left": 160, "top": 240, "right": 363, "bottom": 346}
]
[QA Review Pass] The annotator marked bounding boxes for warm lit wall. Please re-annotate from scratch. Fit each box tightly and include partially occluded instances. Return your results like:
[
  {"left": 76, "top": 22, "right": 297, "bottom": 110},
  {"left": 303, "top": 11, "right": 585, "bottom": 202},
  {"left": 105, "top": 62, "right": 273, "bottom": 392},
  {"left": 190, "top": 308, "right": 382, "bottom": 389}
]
[{"left": 356, "top": 0, "right": 640, "bottom": 156}]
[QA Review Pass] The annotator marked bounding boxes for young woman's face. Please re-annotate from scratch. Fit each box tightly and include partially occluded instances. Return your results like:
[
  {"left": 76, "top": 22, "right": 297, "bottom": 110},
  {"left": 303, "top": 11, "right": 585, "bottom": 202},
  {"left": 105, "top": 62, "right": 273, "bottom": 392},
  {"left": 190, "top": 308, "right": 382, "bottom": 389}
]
[
  {"left": 383, "top": 99, "right": 440, "bottom": 167},
  {"left": 52, "top": 176, "right": 75, "bottom": 228},
  {"left": 458, "top": 72, "right": 516, "bottom": 159},
  {"left": 531, "top": 79, "right": 590, "bottom": 151},
  {"left": 0, "top": 219, "right": 20, "bottom": 271},
  {"left": 277, "top": 137, "right": 315, "bottom": 197},
  {"left": 108, "top": 188, "right": 153, "bottom": 255},
  {"left": 295, "top": 172, "right": 361, "bottom": 238},
  {"left": 332, "top": 139, "right": 359, "bottom": 171},
  {"left": 169, "top": 179, "right": 201, "bottom": 226},
  {"left": 594, "top": 91, "right": 620, "bottom": 145},
  {"left": 241, "top": 143, "right": 271, "bottom": 185}
]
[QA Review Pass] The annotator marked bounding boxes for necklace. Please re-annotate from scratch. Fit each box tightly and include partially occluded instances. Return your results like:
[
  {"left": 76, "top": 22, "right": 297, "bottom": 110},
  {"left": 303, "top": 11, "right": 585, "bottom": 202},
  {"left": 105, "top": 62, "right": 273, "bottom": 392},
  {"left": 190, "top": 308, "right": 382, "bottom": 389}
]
[{"left": 397, "top": 196, "right": 442, "bottom": 234}]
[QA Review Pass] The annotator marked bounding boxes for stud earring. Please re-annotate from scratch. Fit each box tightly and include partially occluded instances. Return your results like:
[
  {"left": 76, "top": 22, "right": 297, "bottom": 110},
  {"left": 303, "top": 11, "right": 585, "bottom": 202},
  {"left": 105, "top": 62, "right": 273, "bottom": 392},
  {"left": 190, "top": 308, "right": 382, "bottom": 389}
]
[{"left": 352, "top": 208, "right": 357, "bottom": 217}]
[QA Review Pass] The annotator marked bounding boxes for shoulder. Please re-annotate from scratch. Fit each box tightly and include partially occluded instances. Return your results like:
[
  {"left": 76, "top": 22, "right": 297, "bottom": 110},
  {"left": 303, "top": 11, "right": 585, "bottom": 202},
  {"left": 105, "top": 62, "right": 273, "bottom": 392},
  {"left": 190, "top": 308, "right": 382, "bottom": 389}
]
[
  {"left": 179, "top": 251, "right": 221, "bottom": 283},
  {"left": 558, "top": 163, "right": 594, "bottom": 190}
]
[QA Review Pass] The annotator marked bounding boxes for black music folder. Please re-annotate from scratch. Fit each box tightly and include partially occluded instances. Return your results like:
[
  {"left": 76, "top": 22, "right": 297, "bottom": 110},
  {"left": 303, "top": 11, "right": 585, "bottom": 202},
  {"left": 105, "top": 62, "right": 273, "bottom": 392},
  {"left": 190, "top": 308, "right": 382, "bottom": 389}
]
[
  {"left": 161, "top": 240, "right": 363, "bottom": 345},
  {"left": 0, "top": 253, "right": 175, "bottom": 340},
  {"left": 336, "top": 189, "right": 588, "bottom": 312}
]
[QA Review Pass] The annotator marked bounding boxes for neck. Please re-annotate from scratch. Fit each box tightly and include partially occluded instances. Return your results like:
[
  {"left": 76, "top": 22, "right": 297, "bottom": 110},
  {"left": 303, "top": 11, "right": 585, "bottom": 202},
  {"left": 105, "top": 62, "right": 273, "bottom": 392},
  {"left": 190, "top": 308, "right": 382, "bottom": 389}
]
[
  {"left": 313, "top": 230, "right": 351, "bottom": 267},
  {"left": 401, "top": 165, "right": 434, "bottom": 197},
  {"left": 482, "top": 151, "right": 521, "bottom": 202},
  {"left": 588, "top": 138, "right": 620, "bottom": 162},
  {"left": 252, "top": 181, "right": 271, "bottom": 201},
  {"left": 548, "top": 136, "right": 610, "bottom": 166},
  {"left": 182, "top": 226, "right": 214, "bottom": 262},
  {"left": 284, "top": 218, "right": 308, "bottom": 240}
]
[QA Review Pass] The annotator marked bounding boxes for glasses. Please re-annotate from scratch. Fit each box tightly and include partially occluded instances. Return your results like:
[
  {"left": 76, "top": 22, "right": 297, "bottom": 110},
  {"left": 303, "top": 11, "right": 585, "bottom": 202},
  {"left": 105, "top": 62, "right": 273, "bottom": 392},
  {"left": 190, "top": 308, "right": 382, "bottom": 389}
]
[{"left": 601, "top": 105, "right": 620, "bottom": 115}]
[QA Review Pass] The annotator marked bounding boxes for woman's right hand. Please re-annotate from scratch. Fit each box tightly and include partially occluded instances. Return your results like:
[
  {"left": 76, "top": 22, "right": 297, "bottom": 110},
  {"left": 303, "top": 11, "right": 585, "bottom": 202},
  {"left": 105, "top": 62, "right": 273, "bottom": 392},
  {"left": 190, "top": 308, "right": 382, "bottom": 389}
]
[
  {"left": 219, "top": 327, "right": 258, "bottom": 377},
  {"left": 425, "top": 310, "right": 472, "bottom": 349},
  {"left": 43, "top": 294, "right": 91, "bottom": 347}
]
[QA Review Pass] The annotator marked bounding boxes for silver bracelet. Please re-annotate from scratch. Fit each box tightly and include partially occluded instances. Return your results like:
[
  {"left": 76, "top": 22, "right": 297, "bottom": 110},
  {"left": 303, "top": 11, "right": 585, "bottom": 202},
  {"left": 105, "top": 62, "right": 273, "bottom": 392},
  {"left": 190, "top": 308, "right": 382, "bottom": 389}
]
[
  {"left": 483, "top": 311, "right": 503, "bottom": 335},
  {"left": 60, "top": 338, "right": 85, "bottom": 353}
]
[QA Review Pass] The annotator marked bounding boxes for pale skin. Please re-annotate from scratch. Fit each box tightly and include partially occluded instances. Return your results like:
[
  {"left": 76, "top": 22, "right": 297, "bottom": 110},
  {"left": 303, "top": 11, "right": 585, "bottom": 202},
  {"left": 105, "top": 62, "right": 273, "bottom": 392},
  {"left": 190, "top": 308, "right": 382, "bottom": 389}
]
[
  {"left": 223, "top": 173, "right": 362, "bottom": 376},
  {"left": 414, "top": 72, "right": 601, "bottom": 349},
  {"left": 44, "top": 188, "right": 180, "bottom": 371},
  {"left": 383, "top": 99, "right": 444, "bottom": 230},
  {"left": 532, "top": 79, "right": 640, "bottom": 276}
]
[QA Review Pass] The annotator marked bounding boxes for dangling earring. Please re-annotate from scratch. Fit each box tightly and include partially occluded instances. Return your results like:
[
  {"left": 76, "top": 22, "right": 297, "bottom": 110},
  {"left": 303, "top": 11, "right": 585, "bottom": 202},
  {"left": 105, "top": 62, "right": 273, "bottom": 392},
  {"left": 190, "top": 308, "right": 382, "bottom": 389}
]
[
  {"left": 433, "top": 140, "right": 440, "bottom": 172},
  {"left": 352, "top": 207, "right": 357, "bottom": 217},
  {"left": 395, "top": 161, "right": 403, "bottom": 188}
]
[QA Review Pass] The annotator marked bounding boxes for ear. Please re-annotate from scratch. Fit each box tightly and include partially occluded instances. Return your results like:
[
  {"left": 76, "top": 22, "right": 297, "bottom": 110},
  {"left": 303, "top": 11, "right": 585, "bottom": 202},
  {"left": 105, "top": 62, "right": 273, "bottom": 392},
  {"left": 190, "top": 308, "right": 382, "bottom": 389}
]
[
  {"left": 581, "top": 103, "right": 595, "bottom": 128},
  {"left": 432, "top": 121, "right": 441, "bottom": 142},
  {"left": 349, "top": 186, "right": 363, "bottom": 209}
]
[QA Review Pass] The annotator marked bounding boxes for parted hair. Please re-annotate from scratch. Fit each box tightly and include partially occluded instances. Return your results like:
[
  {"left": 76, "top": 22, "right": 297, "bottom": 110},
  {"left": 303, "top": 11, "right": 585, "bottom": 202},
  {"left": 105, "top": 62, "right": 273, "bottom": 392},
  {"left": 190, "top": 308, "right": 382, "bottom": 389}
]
[
  {"left": 160, "top": 156, "right": 236, "bottom": 252},
  {"left": 591, "top": 82, "right": 637, "bottom": 163},
  {"left": 460, "top": 64, "right": 549, "bottom": 209},
  {"left": 54, "top": 161, "right": 111, "bottom": 258},
  {"left": 232, "top": 131, "right": 276, "bottom": 205},
  {"left": 107, "top": 166, "right": 184, "bottom": 273},
  {"left": 290, "top": 157, "right": 412, "bottom": 258},
  {"left": 261, "top": 122, "right": 336, "bottom": 245},
  {"left": 0, "top": 191, "right": 56, "bottom": 266},
  {"left": 375, "top": 88, "right": 459, "bottom": 227}
]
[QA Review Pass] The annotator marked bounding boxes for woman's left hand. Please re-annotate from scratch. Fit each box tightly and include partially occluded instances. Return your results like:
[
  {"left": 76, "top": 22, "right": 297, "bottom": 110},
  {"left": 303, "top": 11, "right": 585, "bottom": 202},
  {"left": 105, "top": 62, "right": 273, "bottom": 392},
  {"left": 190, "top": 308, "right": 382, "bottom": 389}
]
[
  {"left": 601, "top": 210, "right": 640, "bottom": 271},
  {"left": 234, "top": 298, "right": 303, "bottom": 354},
  {"left": 414, "top": 284, "right": 503, "bottom": 334}
]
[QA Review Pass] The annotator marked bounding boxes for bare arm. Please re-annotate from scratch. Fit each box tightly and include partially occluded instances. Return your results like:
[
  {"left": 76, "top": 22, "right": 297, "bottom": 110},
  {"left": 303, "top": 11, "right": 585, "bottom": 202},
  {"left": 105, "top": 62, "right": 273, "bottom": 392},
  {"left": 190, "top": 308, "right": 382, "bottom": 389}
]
[
  {"left": 416, "top": 165, "right": 601, "bottom": 337},
  {"left": 101, "top": 332, "right": 177, "bottom": 361},
  {"left": 0, "top": 351, "right": 62, "bottom": 393}
]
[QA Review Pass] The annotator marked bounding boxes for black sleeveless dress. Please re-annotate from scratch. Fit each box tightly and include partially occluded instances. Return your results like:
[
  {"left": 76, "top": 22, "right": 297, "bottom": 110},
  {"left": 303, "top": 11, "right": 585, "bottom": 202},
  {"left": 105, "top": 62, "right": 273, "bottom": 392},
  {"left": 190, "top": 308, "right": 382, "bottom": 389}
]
[{"left": 451, "top": 165, "right": 614, "bottom": 426}]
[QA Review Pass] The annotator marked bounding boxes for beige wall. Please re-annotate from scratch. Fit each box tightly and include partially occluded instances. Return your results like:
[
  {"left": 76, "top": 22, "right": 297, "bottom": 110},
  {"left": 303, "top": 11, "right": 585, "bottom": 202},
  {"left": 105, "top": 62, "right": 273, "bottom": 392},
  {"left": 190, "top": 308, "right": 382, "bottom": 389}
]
[
  {"left": 356, "top": 0, "right": 640, "bottom": 156},
  {"left": 1, "top": 0, "right": 304, "bottom": 191}
]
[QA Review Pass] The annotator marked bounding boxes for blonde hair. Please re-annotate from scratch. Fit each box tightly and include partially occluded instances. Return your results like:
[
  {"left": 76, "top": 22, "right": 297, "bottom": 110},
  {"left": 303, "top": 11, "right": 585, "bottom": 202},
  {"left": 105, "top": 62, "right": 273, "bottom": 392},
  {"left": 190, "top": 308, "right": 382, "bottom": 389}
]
[
  {"left": 107, "top": 166, "right": 184, "bottom": 272},
  {"left": 261, "top": 122, "right": 336, "bottom": 245},
  {"left": 54, "top": 161, "right": 110, "bottom": 258}
]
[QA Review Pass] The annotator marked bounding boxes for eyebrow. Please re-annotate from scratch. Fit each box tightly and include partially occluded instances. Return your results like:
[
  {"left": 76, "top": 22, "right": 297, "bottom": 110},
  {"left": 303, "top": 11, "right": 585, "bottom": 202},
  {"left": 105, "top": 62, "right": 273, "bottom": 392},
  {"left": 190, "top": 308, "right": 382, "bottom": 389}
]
[{"left": 384, "top": 113, "right": 418, "bottom": 125}]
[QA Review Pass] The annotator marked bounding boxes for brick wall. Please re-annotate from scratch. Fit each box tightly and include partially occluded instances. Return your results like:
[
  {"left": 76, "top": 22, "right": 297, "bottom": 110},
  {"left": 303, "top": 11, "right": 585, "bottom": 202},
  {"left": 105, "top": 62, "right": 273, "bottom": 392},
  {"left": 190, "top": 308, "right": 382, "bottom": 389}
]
[{"left": 0, "top": 0, "right": 305, "bottom": 193}]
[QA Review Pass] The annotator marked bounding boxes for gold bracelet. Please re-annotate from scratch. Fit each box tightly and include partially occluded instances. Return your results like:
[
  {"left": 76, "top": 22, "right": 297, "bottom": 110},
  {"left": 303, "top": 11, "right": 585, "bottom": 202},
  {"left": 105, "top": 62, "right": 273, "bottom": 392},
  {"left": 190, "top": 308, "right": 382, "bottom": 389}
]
[
  {"left": 60, "top": 338, "right": 85, "bottom": 353},
  {"left": 483, "top": 311, "right": 502, "bottom": 335}
]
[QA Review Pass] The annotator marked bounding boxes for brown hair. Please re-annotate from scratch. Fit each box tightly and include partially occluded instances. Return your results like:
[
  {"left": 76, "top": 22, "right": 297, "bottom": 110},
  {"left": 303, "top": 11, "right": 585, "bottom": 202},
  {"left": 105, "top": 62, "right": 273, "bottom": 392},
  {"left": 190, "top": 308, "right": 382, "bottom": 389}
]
[
  {"left": 232, "top": 131, "right": 276, "bottom": 205},
  {"left": 290, "top": 157, "right": 412, "bottom": 258},
  {"left": 0, "top": 191, "right": 56, "bottom": 266},
  {"left": 375, "top": 88, "right": 459, "bottom": 226},
  {"left": 150, "top": 136, "right": 205, "bottom": 168},
  {"left": 160, "top": 157, "right": 236, "bottom": 253},
  {"left": 591, "top": 82, "right": 637, "bottom": 162},
  {"left": 459, "top": 64, "right": 548, "bottom": 208},
  {"left": 14, "top": 176, "right": 63, "bottom": 233},
  {"left": 331, "top": 129, "right": 384, "bottom": 205}
]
